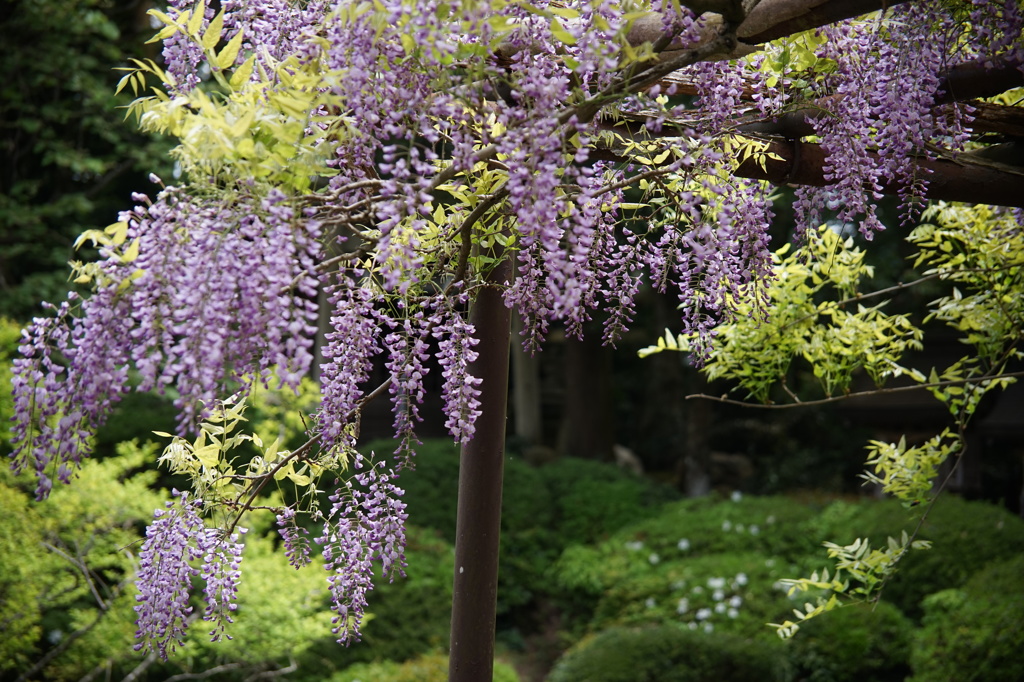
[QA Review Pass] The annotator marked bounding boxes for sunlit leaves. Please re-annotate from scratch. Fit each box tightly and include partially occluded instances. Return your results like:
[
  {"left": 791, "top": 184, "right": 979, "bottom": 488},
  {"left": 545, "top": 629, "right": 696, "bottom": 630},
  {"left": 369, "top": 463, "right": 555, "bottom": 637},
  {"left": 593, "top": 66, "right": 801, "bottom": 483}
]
[
  {"left": 769, "top": 532, "right": 931, "bottom": 639},
  {"left": 862, "top": 431, "right": 961, "bottom": 505},
  {"left": 641, "top": 225, "right": 924, "bottom": 402}
]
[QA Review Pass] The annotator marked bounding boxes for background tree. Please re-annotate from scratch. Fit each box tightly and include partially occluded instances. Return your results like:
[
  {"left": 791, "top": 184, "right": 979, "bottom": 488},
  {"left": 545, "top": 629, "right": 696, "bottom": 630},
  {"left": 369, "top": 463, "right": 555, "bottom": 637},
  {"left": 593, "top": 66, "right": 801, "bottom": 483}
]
[
  {"left": 8, "top": 1, "right": 1023, "bottom": 681},
  {"left": 0, "top": 0, "right": 173, "bottom": 319}
]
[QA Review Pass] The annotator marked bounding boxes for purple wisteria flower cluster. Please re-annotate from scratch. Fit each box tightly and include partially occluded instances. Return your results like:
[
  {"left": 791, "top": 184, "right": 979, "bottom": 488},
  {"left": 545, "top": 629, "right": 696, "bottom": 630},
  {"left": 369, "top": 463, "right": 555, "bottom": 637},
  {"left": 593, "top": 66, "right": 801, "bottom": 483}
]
[
  {"left": 10, "top": 0, "right": 1019, "bottom": 657},
  {"left": 134, "top": 491, "right": 246, "bottom": 657},
  {"left": 316, "top": 455, "right": 407, "bottom": 644}
]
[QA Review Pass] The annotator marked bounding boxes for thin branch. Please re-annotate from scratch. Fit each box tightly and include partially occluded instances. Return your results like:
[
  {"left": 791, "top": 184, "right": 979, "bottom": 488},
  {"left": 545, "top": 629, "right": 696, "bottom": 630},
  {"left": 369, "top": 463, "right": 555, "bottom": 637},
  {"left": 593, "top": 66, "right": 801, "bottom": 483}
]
[
  {"left": 687, "top": 369, "right": 1024, "bottom": 408},
  {"left": 245, "top": 659, "right": 300, "bottom": 681},
  {"left": 220, "top": 372, "right": 395, "bottom": 538},
  {"left": 447, "top": 187, "right": 510, "bottom": 292},
  {"left": 41, "top": 541, "right": 109, "bottom": 609},
  {"left": 870, "top": 423, "right": 968, "bottom": 606},
  {"left": 165, "top": 663, "right": 243, "bottom": 681}
]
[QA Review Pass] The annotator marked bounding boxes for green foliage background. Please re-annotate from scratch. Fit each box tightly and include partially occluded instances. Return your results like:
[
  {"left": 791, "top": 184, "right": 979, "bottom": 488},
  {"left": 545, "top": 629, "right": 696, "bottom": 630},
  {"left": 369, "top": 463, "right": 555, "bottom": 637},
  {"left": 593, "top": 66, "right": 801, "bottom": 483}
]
[{"left": 0, "top": 0, "right": 172, "bottom": 319}]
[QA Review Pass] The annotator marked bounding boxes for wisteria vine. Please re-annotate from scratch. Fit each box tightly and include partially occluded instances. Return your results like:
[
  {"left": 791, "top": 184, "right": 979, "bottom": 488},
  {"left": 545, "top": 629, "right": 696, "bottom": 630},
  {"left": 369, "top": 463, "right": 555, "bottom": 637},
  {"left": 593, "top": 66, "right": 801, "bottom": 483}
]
[{"left": 8, "top": 0, "right": 1023, "bottom": 658}]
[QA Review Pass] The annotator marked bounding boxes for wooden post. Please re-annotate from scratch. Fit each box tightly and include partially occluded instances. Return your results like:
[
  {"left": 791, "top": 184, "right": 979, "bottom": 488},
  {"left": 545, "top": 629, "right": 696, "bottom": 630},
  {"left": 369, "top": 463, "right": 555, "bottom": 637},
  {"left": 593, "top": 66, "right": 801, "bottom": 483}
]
[{"left": 448, "top": 255, "right": 513, "bottom": 682}]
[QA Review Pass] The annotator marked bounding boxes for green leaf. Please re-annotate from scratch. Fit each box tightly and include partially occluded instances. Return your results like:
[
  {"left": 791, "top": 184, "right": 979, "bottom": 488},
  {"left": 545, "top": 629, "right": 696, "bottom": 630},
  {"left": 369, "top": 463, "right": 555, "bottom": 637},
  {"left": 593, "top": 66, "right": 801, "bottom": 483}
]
[
  {"left": 230, "top": 55, "right": 256, "bottom": 88},
  {"left": 202, "top": 8, "right": 225, "bottom": 51},
  {"left": 550, "top": 19, "right": 576, "bottom": 46},
  {"left": 194, "top": 444, "right": 220, "bottom": 469},
  {"left": 187, "top": 0, "right": 206, "bottom": 37},
  {"left": 216, "top": 29, "right": 245, "bottom": 70}
]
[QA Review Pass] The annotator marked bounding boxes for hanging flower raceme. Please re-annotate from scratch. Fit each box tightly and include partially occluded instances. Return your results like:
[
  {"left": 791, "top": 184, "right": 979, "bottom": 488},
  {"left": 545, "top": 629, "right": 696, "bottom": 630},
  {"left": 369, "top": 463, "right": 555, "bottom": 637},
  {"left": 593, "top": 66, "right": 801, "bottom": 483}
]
[{"left": 134, "top": 491, "right": 247, "bottom": 658}]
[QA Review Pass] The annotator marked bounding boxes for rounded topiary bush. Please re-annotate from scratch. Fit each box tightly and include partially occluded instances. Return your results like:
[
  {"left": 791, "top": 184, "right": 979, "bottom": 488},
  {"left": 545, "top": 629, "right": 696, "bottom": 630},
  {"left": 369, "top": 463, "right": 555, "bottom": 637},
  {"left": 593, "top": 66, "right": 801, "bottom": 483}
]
[
  {"left": 550, "top": 494, "right": 826, "bottom": 637},
  {"left": 909, "top": 554, "right": 1024, "bottom": 682},
  {"left": 547, "top": 625, "right": 790, "bottom": 682},
  {"left": 537, "top": 456, "right": 678, "bottom": 548},
  {"left": 786, "top": 600, "right": 913, "bottom": 682},
  {"left": 374, "top": 439, "right": 680, "bottom": 617}
]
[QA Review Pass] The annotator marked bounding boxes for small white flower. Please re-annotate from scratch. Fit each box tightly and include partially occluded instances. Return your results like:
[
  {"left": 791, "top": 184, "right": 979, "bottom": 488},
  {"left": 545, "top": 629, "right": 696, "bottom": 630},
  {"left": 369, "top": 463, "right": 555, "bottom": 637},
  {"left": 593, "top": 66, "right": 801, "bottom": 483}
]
[
  {"left": 722, "top": 520, "right": 732, "bottom": 532},
  {"left": 696, "top": 608, "right": 712, "bottom": 621},
  {"left": 727, "top": 608, "right": 739, "bottom": 619},
  {"left": 688, "top": 621, "right": 698, "bottom": 630},
  {"left": 749, "top": 524, "right": 760, "bottom": 536},
  {"left": 645, "top": 597, "right": 657, "bottom": 609},
  {"left": 703, "top": 622, "right": 714, "bottom": 633},
  {"left": 712, "top": 589, "right": 725, "bottom": 602},
  {"left": 735, "top": 572, "right": 748, "bottom": 586},
  {"left": 648, "top": 553, "right": 660, "bottom": 565},
  {"left": 672, "top": 580, "right": 687, "bottom": 590},
  {"left": 729, "top": 595, "right": 743, "bottom": 608},
  {"left": 677, "top": 538, "right": 691, "bottom": 551},
  {"left": 625, "top": 540, "right": 644, "bottom": 551},
  {"left": 677, "top": 598, "right": 690, "bottom": 614},
  {"left": 730, "top": 490, "right": 743, "bottom": 502},
  {"left": 707, "top": 577, "right": 726, "bottom": 590},
  {"left": 714, "top": 602, "right": 727, "bottom": 614},
  {"left": 692, "top": 586, "right": 704, "bottom": 594}
]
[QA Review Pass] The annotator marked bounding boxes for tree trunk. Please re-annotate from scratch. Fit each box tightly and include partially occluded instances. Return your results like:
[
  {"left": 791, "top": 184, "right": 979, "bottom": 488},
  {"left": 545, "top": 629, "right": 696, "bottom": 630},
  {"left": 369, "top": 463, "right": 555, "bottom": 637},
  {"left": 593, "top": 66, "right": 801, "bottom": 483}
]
[
  {"left": 448, "top": 255, "right": 513, "bottom": 682},
  {"left": 511, "top": 312, "right": 543, "bottom": 446},
  {"left": 559, "top": 333, "right": 615, "bottom": 460}
]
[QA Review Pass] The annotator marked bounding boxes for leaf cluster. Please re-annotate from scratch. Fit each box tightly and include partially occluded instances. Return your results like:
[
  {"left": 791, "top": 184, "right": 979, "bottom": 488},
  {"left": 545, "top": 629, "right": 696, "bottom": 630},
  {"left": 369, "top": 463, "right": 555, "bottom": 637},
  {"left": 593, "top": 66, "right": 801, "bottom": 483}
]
[{"left": 640, "top": 225, "right": 924, "bottom": 402}]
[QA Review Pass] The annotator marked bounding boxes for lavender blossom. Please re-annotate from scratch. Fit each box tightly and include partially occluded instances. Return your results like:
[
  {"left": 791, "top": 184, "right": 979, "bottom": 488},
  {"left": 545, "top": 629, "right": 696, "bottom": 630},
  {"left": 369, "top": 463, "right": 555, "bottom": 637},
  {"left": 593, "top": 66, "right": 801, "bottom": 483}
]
[
  {"left": 276, "top": 507, "right": 312, "bottom": 570},
  {"left": 134, "top": 491, "right": 206, "bottom": 659}
]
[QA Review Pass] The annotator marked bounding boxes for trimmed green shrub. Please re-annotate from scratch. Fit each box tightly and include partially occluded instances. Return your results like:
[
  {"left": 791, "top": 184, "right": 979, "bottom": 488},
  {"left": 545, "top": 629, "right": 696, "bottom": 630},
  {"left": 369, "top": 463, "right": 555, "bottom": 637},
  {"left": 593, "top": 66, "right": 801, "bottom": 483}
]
[
  {"left": 547, "top": 625, "right": 790, "bottom": 682},
  {"left": 909, "top": 554, "right": 1024, "bottom": 682},
  {"left": 556, "top": 549, "right": 816, "bottom": 640},
  {"left": 551, "top": 495, "right": 825, "bottom": 637},
  {"left": 786, "top": 600, "right": 913, "bottom": 682},
  {"left": 329, "top": 652, "right": 521, "bottom": 682},
  {"left": 537, "top": 457, "right": 678, "bottom": 548}
]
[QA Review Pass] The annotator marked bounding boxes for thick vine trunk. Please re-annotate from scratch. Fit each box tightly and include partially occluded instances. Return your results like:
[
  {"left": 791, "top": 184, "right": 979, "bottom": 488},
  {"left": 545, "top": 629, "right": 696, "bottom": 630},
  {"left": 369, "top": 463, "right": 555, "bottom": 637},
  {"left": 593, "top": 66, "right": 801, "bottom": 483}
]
[{"left": 448, "top": 256, "right": 514, "bottom": 682}]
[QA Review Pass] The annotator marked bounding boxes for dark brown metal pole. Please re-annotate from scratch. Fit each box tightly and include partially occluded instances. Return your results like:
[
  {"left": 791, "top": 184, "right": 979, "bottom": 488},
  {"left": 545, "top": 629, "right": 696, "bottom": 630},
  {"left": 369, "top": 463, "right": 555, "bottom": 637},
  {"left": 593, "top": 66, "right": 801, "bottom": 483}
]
[{"left": 448, "top": 255, "right": 513, "bottom": 682}]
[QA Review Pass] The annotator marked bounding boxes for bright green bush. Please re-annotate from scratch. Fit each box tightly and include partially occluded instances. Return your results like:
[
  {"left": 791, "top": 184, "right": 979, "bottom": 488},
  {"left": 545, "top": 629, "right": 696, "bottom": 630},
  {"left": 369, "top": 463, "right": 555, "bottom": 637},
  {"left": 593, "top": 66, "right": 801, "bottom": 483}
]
[
  {"left": 0, "top": 483, "right": 58, "bottom": 676},
  {"left": 786, "top": 600, "right": 913, "bottom": 682},
  {"left": 547, "top": 625, "right": 790, "bottom": 682},
  {"left": 909, "top": 554, "right": 1024, "bottom": 682},
  {"left": 0, "top": 441, "right": 168, "bottom": 680},
  {"left": 329, "top": 652, "right": 521, "bottom": 682}
]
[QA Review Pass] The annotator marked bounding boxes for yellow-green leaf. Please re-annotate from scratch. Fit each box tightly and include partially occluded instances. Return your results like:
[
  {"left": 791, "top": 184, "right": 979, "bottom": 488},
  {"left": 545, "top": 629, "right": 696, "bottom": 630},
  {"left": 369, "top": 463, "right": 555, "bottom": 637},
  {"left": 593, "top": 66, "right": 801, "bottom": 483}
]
[
  {"left": 121, "top": 238, "right": 141, "bottom": 263},
  {"left": 550, "top": 19, "right": 576, "bottom": 45},
  {"left": 187, "top": 0, "right": 206, "bottom": 37},
  {"left": 203, "top": 8, "right": 225, "bottom": 51},
  {"left": 216, "top": 29, "right": 245, "bottom": 70},
  {"left": 194, "top": 444, "right": 220, "bottom": 469},
  {"left": 230, "top": 55, "right": 256, "bottom": 88}
]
